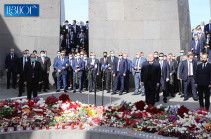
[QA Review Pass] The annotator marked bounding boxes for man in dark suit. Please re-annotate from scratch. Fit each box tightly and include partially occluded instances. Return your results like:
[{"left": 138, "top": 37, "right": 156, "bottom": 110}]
[
  {"left": 72, "top": 20, "right": 80, "bottom": 45},
  {"left": 99, "top": 52, "right": 110, "bottom": 92},
  {"left": 44, "top": 51, "right": 51, "bottom": 89},
  {"left": 61, "top": 34, "right": 70, "bottom": 51},
  {"left": 107, "top": 50, "right": 118, "bottom": 92},
  {"left": 54, "top": 52, "right": 69, "bottom": 92},
  {"left": 141, "top": 54, "right": 161, "bottom": 106},
  {"left": 5, "top": 48, "right": 19, "bottom": 89},
  {"left": 198, "top": 29, "right": 206, "bottom": 47},
  {"left": 176, "top": 50, "right": 185, "bottom": 64},
  {"left": 112, "top": 52, "right": 127, "bottom": 95},
  {"left": 191, "top": 35, "right": 203, "bottom": 59},
  {"left": 155, "top": 53, "right": 170, "bottom": 103},
  {"left": 205, "top": 20, "right": 211, "bottom": 34},
  {"left": 123, "top": 53, "right": 132, "bottom": 93},
  {"left": 24, "top": 54, "right": 42, "bottom": 99},
  {"left": 67, "top": 53, "right": 74, "bottom": 90},
  {"left": 83, "top": 54, "right": 89, "bottom": 91},
  {"left": 69, "top": 29, "right": 77, "bottom": 49},
  {"left": 87, "top": 53, "right": 100, "bottom": 92},
  {"left": 37, "top": 51, "right": 50, "bottom": 92},
  {"left": 17, "top": 51, "right": 28, "bottom": 97},
  {"left": 179, "top": 54, "right": 199, "bottom": 101},
  {"left": 167, "top": 55, "right": 176, "bottom": 97},
  {"left": 72, "top": 53, "right": 84, "bottom": 93},
  {"left": 195, "top": 54, "right": 211, "bottom": 111}
]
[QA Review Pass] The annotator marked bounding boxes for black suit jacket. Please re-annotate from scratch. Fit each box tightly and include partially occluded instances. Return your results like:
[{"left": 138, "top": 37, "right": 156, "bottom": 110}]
[
  {"left": 24, "top": 61, "right": 42, "bottom": 83},
  {"left": 5, "top": 54, "right": 18, "bottom": 70},
  {"left": 17, "top": 57, "right": 29, "bottom": 74},
  {"left": 99, "top": 57, "right": 109, "bottom": 69},
  {"left": 107, "top": 56, "right": 117, "bottom": 70},
  {"left": 195, "top": 62, "right": 211, "bottom": 86},
  {"left": 141, "top": 61, "right": 161, "bottom": 84},
  {"left": 168, "top": 61, "right": 176, "bottom": 75}
]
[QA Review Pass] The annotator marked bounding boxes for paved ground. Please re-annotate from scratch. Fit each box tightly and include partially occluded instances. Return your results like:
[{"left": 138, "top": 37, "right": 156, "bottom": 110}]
[{"left": 0, "top": 85, "right": 210, "bottom": 112}]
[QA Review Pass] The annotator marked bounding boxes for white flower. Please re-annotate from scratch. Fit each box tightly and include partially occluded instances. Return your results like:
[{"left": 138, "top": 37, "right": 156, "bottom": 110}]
[{"left": 4, "top": 105, "right": 9, "bottom": 109}]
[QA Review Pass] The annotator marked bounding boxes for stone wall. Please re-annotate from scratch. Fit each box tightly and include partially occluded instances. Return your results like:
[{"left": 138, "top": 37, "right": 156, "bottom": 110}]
[
  {"left": 0, "top": 0, "right": 60, "bottom": 84},
  {"left": 89, "top": 0, "right": 191, "bottom": 59}
]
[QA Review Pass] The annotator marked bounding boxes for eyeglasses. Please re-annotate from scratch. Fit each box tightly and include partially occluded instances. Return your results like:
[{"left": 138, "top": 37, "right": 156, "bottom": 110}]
[
  {"left": 61, "top": 54, "right": 65, "bottom": 56},
  {"left": 119, "top": 55, "right": 122, "bottom": 56}
]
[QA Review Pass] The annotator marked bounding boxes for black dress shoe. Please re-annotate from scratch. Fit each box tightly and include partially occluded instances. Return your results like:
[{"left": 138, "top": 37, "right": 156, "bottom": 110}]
[
  {"left": 180, "top": 94, "right": 184, "bottom": 98},
  {"left": 73, "top": 90, "right": 76, "bottom": 93},
  {"left": 79, "top": 90, "right": 82, "bottom": 93},
  {"left": 119, "top": 92, "right": 123, "bottom": 95},
  {"left": 38, "top": 90, "right": 41, "bottom": 92},
  {"left": 7, "top": 87, "right": 10, "bottom": 89},
  {"left": 47, "top": 87, "right": 50, "bottom": 89},
  {"left": 13, "top": 86, "right": 16, "bottom": 89},
  {"left": 56, "top": 90, "right": 60, "bottom": 92},
  {"left": 193, "top": 98, "right": 199, "bottom": 101},
  {"left": 183, "top": 98, "right": 188, "bottom": 101},
  {"left": 43, "top": 89, "right": 47, "bottom": 92},
  {"left": 17, "top": 95, "right": 22, "bottom": 97},
  {"left": 107, "top": 91, "right": 110, "bottom": 93},
  {"left": 171, "top": 94, "right": 175, "bottom": 97},
  {"left": 64, "top": 90, "right": 67, "bottom": 93},
  {"left": 111, "top": 92, "right": 116, "bottom": 95},
  {"left": 155, "top": 99, "right": 160, "bottom": 102},
  {"left": 163, "top": 100, "right": 167, "bottom": 103}
]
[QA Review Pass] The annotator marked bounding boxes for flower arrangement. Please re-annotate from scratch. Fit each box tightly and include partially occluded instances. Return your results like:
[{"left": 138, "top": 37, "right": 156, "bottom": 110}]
[{"left": 0, "top": 95, "right": 210, "bottom": 138}]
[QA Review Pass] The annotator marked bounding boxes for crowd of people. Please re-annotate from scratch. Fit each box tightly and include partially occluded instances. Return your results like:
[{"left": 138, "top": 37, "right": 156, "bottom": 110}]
[
  {"left": 60, "top": 20, "right": 89, "bottom": 55},
  {"left": 4, "top": 20, "right": 211, "bottom": 111}
]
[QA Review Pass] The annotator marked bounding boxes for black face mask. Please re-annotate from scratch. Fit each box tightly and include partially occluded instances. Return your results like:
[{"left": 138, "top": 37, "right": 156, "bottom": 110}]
[
  {"left": 104, "top": 55, "right": 107, "bottom": 58},
  {"left": 202, "top": 60, "right": 207, "bottom": 63}
]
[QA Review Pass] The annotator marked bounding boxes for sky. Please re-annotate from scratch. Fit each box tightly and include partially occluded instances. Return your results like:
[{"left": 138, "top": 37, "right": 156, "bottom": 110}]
[{"left": 65, "top": 0, "right": 210, "bottom": 29}]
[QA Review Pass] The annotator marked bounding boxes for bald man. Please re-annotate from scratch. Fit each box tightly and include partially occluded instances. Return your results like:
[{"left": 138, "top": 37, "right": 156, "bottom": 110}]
[
  {"left": 141, "top": 54, "right": 161, "bottom": 106},
  {"left": 112, "top": 52, "right": 127, "bottom": 95}
]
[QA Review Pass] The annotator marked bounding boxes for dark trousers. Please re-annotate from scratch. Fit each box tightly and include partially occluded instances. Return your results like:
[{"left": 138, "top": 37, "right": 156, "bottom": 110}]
[
  {"left": 18, "top": 74, "right": 24, "bottom": 96},
  {"left": 105, "top": 70, "right": 112, "bottom": 91},
  {"left": 167, "top": 83, "right": 175, "bottom": 96},
  {"left": 124, "top": 74, "right": 130, "bottom": 92},
  {"left": 39, "top": 70, "right": 48, "bottom": 90},
  {"left": 7, "top": 69, "right": 17, "bottom": 88},
  {"left": 198, "top": 85, "right": 210, "bottom": 110},
  {"left": 52, "top": 71, "right": 57, "bottom": 88},
  {"left": 67, "top": 70, "right": 73, "bottom": 89},
  {"left": 27, "top": 79, "right": 38, "bottom": 99},
  {"left": 183, "top": 76, "right": 198, "bottom": 99},
  {"left": 145, "top": 81, "right": 156, "bottom": 106},
  {"left": 73, "top": 72, "right": 82, "bottom": 91},
  {"left": 156, "top": 77, "right": 168, "bottom": 101},
  {"left": 88, "top": 71, "right": 97, "bottom": 91},
  {"left": 82, "top": 70, "right": 88, "bottom": 90},
  {"left": 113, "top": 72, "right": 124, "bottom": 93}
]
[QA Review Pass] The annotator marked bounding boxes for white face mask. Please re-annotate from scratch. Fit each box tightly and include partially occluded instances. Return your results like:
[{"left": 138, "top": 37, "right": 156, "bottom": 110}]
[{"left": 136, "top": 55, "right": 139, "bottom": 58}]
